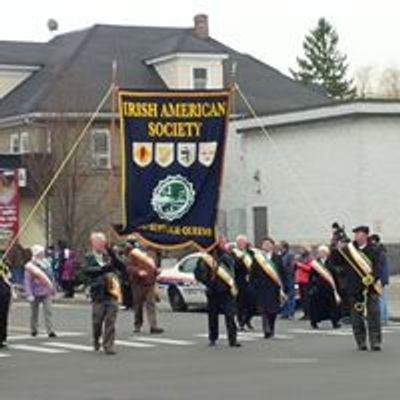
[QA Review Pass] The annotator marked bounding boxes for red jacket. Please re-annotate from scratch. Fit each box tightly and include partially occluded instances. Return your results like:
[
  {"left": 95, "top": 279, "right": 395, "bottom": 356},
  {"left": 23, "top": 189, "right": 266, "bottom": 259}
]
[{"left": 295, "top": 257, "right": 314, "bottom": 284}]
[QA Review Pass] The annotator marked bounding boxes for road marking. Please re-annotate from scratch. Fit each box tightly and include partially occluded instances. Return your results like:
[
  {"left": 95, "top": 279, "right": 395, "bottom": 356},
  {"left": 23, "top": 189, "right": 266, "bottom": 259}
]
[
  {"left": 0, "top": 352, "right": 10, "bottom": 358},
  {"left": 133, "top": 337, "right": 195, "bottom": 346},
  {"left": 46, "top": 342, "right": 93, "bottom": 352},
  {"left": 272, "top": 334, "right": 295, "bottom": 340},
  {"left": 269, "top": 357, "right": 319, "bottom": 364},
  {"left": 9, "top": 344, "right": 68, "bottom": 354},
  {"left": 195, "top": 333, "right": 256, "bottom": 342},
  {"left": 7, "top": 332, "right": 85, "bottom": 341},
  {"left": 290, "top": 328, "right": 352, "bottom": 336},
  {"left": 115, "top": 340, "right": 155, "bottom": 348}
]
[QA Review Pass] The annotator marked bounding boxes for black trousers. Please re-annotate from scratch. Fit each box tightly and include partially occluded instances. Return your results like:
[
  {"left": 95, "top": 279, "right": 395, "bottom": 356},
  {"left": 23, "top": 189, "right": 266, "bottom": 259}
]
[
  {"left": 0, "top": 280, "right": 11, "bottom": 345},
  {"left": 207, "top": 292, "right": 237, "bottom": 345},
  {"left": 237, "top": 285, "right": 254, "bottom": 327},
  {"left": 350, "top": 293, "right": 382, "bottom": 348},
  {"left": 261, "top": 312, "right": 277, "bottom": 337},
  {"left": 299, "top": 283, "right": 310, "bottom": 317}
]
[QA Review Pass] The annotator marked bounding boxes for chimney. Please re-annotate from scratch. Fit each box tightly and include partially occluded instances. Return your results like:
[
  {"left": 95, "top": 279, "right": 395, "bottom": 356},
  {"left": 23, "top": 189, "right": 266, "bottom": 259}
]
[{"left": 194, "top": 14, "right": 209, "bottom": 39}]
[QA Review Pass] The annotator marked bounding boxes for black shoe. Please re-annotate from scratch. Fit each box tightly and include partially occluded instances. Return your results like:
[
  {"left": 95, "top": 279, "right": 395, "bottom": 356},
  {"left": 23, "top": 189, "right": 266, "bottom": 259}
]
[
  {"left": 209, "top": 341, "right": 216, "bottom": 347},
  {"left": 371, "top": 345, "right": 382, "bottom": 352},
  {"left": 48, "top": 332, "right": 57, "bottom": 338},
  {"left": 311, "top": 322, "right": 319, "bottom": 329},
  {"left": 332, "top": 322, "right": 341, "bottom": 329},
  {"left": 93, "top": 342, "right": 101, "bottom": 352},
  {"left": 133, "top": 327, "right": 141, "bottom": 334},
  {"left": 358, "top": 345, "right": 368, "bottom": 351},
  {"left": 230, "top": 342, "right": 242, "bottom": 348},
  {"left": 150, "top": 327, "right": 164, "bottom": 334},
  {"left": 0, "top": 342, "right": 7, "bottom": 349},
  {"left": 31, "top": 331, "right": 38, "bottom": 337},
  {"left": 264, "top": 332, "right": 273, "bottom": 339},
  {"left": 238, "top": 325, "right": 245, "bottom": 332}
]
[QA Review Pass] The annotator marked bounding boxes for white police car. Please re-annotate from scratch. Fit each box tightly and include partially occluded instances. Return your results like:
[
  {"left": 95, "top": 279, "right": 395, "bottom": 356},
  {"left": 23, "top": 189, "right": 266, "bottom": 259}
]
[{"left": 158, "top": 253, "right": 207, "bottom": 311}]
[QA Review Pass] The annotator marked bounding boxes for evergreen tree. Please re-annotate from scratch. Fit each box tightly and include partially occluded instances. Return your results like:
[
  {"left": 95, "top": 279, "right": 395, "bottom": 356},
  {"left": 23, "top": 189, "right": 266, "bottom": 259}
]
[{"left": 291, "top": 18, "right": 355, "bottom": 99}]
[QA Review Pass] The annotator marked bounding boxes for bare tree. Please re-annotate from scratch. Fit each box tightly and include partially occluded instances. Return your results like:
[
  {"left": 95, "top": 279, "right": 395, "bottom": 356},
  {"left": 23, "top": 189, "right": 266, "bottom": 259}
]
[
  {"left": 24, "top": 75, "right": 113, "bottom": 253},
  {"left": 354, "top": 66, "right": 374, "bottom": 98},
  {"left": 379, "top": 67, "right": 400, "bottom": 98}
]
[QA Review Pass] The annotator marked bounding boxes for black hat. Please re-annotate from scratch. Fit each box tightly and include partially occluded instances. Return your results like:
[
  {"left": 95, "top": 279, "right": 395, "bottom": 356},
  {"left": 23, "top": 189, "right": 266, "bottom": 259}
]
[{"left": 352, "top": 225, "right": 370, "bottom": 235}]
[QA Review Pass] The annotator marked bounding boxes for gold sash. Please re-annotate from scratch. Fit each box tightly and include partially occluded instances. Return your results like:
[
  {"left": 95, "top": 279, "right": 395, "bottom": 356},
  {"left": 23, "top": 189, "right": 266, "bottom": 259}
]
[
  {"left": 231, "top": 248, "right": 253, "bottom": 271},
  {"left": 254, "top": 252, "right": 287, "bottom": 303},
  {"left": 339, "top": 243, "right": 382, "bottom": 295},
  {"left": 311, "top": 260, "right": 341, "bottom": 305},
  {"left": 201, "top": 254, "right": 238, "bottom": 297},
  {"left": 105, "top": 273, "right": 122, "bottom": 303}
]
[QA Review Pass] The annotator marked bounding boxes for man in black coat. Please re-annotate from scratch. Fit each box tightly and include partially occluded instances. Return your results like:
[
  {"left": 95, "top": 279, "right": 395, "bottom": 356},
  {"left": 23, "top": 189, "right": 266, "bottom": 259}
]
[
  {"left": 231, "top": 235, "right": 255, "bottom": 330},
  {"left": 194, "top": 239, "right": 241, "bottom": 348},
  {"left": 0, "top": 257, "right": 12, "bottom": 349},
  {"left": 333, "top": 226, "right": 382, "bottom": 351},
  {"left": 250, "top": 237, "right": 284, "bottom": 339}
]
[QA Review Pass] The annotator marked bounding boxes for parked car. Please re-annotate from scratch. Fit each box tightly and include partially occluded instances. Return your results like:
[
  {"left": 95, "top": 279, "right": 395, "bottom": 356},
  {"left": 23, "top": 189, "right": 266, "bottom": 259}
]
[{"left": 158, "top": 253, "right": 207, "bottom": 311}]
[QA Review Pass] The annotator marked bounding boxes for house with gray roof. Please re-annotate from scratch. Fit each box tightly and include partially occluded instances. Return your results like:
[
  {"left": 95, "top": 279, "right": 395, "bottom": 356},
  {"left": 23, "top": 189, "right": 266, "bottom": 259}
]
[{"left": 0, "top": 14, "right": 337, "bottom": 249}]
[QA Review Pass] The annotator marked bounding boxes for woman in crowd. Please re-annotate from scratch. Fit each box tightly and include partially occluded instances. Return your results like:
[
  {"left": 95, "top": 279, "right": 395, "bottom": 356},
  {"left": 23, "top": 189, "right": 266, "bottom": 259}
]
[
  {"left": 308, "top": 245, "right": 341, "bottom": 329},
  {"left": 295, "top": 245, "right": 314, "bottom": 320},
  {"left": 24, "top": 245, "right": 57, "bottom": 337}
]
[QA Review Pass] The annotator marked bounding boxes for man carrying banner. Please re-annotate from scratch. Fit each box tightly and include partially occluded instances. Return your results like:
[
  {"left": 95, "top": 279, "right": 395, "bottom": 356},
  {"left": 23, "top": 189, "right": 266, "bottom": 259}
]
[
  {"left": 84, "top": 232, "right": 122, "bottom": 355},
  {"left": 333, "top": 226, "right": 382, "bottom": 351},
  {"left": 0, "top": 255, "right": 12, "bottom": 349},
  {"left": 251, "top": 237, "right": 286, "bottom": 339},
  {"left": 231, "top": 235, "right": 255, "bottom": 331},
  {"left": 194, "top": 238, "right": 241, "bottom": 348},
  {"left": 308, "top": 245, "right": 341, "bottom": 329}
]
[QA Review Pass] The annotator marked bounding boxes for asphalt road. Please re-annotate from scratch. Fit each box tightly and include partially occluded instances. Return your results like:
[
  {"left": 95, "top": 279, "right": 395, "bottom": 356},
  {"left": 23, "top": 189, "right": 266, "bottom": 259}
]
[{"left": 1, "top": 302, "right": 400, "bottom": 400}]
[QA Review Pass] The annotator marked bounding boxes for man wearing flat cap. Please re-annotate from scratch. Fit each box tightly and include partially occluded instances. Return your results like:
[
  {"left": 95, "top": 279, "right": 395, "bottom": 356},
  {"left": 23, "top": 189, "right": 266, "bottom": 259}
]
[{"left": 336, "top": 225, "right": 382, "bottom": 351}]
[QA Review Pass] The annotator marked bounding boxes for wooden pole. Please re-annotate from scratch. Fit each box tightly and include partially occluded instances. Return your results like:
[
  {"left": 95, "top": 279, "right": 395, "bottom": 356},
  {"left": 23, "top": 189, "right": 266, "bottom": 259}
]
[{"left": 108, "top": 60, "right": 118, "bottom": 242}]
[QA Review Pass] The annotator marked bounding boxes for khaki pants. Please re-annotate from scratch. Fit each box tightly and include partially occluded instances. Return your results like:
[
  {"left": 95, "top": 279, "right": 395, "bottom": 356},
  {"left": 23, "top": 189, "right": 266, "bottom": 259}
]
[
  {"left": 132, "top": 283, "right": 158, "bottom": 330},
  {"left": 30, "top": 296, "right": 54, "bottom": 334},
  {"left": 92, "top": 301, "right": 118, "bottom": 351}
]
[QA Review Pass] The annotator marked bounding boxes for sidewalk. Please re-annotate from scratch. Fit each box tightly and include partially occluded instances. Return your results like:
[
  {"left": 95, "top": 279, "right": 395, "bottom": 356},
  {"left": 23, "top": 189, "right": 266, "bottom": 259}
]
[{"left": 387, "top": 275, "right": 400, "bottom": 321}]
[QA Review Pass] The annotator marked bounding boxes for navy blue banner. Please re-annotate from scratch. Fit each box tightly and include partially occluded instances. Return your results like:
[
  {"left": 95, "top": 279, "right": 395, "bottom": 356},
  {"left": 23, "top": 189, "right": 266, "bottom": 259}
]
[{"left": 118, "top": 90, "right": 231, "bottom": 251}]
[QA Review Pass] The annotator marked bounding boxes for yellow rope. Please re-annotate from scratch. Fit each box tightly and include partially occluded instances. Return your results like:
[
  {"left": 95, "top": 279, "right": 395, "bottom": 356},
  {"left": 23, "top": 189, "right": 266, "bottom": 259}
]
[{"left": 1, "top": 84, "right": 113, "bottom": 261}]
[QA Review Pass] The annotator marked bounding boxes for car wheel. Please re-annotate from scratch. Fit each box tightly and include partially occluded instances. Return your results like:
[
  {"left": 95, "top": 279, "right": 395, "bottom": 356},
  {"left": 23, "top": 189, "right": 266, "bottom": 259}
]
[{"left": 168, "top": 287, "right": 187, "bottom": 312}]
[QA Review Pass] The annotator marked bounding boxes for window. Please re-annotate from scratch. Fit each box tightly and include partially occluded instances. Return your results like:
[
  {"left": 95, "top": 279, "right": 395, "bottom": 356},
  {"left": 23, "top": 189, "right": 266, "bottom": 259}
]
[
  {"left": 20, "top": 132, "right": 30, "bottom": 153},
  {"left": 10, "top": 133, "right": 20, "bottom": 154},
  {"left": 193, "top": 68, "right": 208, "bottom": 90},
  {"left": 91, "top": 129, "right": 111, "bottom": 169}
]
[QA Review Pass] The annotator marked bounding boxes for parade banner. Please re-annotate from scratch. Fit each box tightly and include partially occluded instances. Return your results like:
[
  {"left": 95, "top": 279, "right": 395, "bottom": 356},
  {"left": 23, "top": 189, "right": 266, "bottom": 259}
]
[
  {"left": 0, "top": 169, "right": 19, "bottom": 245},
  {"left": 118, "top": 90, "right": 231, "bottom": 250}
]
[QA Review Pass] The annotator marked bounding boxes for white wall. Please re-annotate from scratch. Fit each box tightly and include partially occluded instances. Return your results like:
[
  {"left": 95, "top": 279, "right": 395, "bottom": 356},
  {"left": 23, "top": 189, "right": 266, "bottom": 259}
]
[
  {"left": 153, "top": 55, "right": 225, "bottom": 89},
  {"left": 221, "top": 115, "right": 400, "bottom": 244}
]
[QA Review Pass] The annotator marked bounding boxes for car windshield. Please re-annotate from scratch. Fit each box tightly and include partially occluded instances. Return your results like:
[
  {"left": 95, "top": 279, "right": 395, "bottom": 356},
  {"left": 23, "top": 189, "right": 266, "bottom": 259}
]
[{"left": 178, "top": 256, "right": 199, "bottom": 273}]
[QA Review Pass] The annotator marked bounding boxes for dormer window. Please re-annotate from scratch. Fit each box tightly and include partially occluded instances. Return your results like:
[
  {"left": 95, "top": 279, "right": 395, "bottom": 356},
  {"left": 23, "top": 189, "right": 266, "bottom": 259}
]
[{"left": 193, "top": 68, "right": 208, "bottom": 90}]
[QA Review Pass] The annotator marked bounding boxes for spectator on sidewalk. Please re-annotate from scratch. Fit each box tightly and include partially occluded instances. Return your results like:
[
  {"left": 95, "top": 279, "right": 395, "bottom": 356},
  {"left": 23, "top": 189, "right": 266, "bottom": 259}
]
[
  {"left": 370, "top": 234, "right": 390, "bottom": 325},
  {"left": 61, "top": 250, "right": 77, "bottom": 298},
  {"left": 295, "top": 245, "right": 314, "bottom": 320},
  {"left": 24, "top": 245, "right": 57, "bottom": 338},
  {"left": 279, "top": 241, "right": 296, "bottom": 320}
]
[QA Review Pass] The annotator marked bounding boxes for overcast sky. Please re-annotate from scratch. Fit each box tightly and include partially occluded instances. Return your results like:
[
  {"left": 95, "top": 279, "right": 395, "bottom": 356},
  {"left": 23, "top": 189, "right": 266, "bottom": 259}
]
[{"left": 1, "top": 0, "right": 399, "bottom": 77}]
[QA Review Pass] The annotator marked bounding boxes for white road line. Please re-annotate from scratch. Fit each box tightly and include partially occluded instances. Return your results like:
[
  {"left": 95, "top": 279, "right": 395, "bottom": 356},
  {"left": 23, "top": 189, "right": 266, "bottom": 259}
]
[
  {"left": 9, "top": 344, "right": 68, "bottom": 354},
  {"left": 46, "top": 342, "right": 93, "bottom": 352},
  {"left": 0, "top": 353, "right": 10, "bottom": 358},
  {"left": 272, "top": 334, "right": 295, "bottom": 340},
  {"left": 195, "top": 333, "right": 256, "bottom": 342},
  {"left": 134, "top": 337, "right": 195, "bottom": 346},
  {"left": 290, "top": 328, "right": 352, "bottom": 336},
  {"left": 115, "top": 340, "right": 155, "bottom": 348},
  {"left": 7, "top": 332, "right": 85, "bottom": 341}
]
